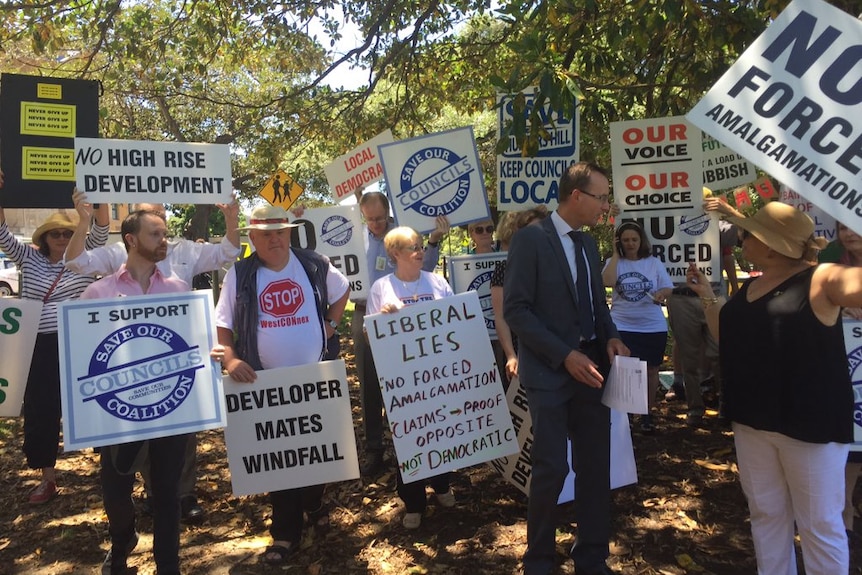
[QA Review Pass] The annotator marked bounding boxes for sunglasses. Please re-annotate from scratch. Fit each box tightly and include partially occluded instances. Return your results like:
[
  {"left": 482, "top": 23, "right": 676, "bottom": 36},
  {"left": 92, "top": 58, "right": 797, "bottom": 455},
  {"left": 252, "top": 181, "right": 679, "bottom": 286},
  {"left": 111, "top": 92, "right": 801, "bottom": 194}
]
[
  {"left": 471, "top": 225, "right": 495, "bottom": 234},
  {"left": 47, "top": 230, "right": 74, "bottom": 239}
]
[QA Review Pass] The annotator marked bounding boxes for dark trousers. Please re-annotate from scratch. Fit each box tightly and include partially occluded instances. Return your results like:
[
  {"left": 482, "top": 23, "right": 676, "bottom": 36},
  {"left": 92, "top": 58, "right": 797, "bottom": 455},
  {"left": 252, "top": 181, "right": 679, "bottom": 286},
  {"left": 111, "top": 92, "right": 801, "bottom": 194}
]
[
  {"left": 269, "top": 483, "right": 326, "bottom": 543},
  {"left": 142, "top": 433, "right": 197, "bottom": 499},
  {"left": 523, "top": 382, "right": 611, "bottom": 574},
  {"left": 396, "top": 471, "right": 450, "bottom": 513},
  {"left": 101, "top": 433, "right": 188, "bottom": 575},
  {"left": 23, "top": 332, "right": 61, "bottom": 469},
  {"left": 352, "top": 305, "right": 384, "bottom": 452}
]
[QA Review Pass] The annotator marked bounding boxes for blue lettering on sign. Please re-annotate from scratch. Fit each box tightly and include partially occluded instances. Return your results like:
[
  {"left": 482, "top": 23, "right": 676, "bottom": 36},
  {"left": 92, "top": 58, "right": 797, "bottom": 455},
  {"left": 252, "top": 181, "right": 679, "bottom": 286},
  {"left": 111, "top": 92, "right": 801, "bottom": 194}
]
[
  {"left": 679, "top": 213, "right": 711, "bottom": 236},
  {"left": 499, "top": 179, "right": 560, "bottom": 206},
  {"left": 848, "top": 346, "right": 862, "bottom": 429},
  {"left": 321, "top": 215, "right": 353, "bottom": 247},
  {"left": 396, "top": 147, "right": 473, "bottom": 217},
  {"left": 78, "top": 323, "right": 204, "bottom": 422},
  {"left": 467, "top": 271, "right": 495, "bottom": 330},
  {"left": 499, "top": 94, "right": 577, "bottom": 158}
]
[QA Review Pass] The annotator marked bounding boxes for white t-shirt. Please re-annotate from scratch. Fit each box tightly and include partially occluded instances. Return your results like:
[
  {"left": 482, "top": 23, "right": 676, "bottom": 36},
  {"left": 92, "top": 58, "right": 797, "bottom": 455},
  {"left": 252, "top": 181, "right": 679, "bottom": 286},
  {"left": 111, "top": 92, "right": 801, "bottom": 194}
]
[
  {"left": 603, "top": 256, "right": 673, "bottom": 333},
  {"left": 215, "top": 253, "right": 349, "bottom": 368},
  {"left": 367, "top": 270, "right": 453, "bottom": 314}
]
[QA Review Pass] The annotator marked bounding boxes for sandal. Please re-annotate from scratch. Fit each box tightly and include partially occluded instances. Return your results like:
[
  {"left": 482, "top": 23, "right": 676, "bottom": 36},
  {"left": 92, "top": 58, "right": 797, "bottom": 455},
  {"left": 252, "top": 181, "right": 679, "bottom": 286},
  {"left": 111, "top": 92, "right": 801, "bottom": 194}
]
[
  {"left": 262, "top": 541, "right": 295, "bottom": 565},
  {"left": 306, "top": 505, "right": 330, "bottom": 533}
]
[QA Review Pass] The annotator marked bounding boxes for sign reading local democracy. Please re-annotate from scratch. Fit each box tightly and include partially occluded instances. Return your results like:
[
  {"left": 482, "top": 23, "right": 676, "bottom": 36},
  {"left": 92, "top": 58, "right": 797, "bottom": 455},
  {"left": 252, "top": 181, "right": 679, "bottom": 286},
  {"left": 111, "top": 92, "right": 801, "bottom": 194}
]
[
  {"left": 844, "top": 319, "right": 862, "bottom": 451},
  {"left": 57, "top": 292, "right": 226, "bottom": 450},
  {"left": 222, "top": 360, "right": 359, "bottom": 496},
  {"left": 324, "top": 130, "right": 394, "bottom": 203},
  {"left": 364, "top": 291, "right": 519, "bottom": 483},
  {"left": 687, "top": 0, "right": 862, "bottom": 235},
  {"left": 0, "top": 299, "right": 42, "bottom": 417},
  {"left": 378, "top": 126, "right": 490, "bottom": 234},
  {"left": 701, "top": 132, "right": 757, "bottom": 190},
  {"left": 447, "top": 253, "right": 507, "bottom": 340},
  {"left": 0, "top": 73, "right": 100, "bottom": 208},
  {"left": 289, "top": 205, "right": 370, "bottom": 301},
  {"left": 780, "top": 185, "right": 837, "bottom": 242},
  {"left": 611, "top": 116, "right": 704, "bottom": 213},
  {"left": 496, "top": 87, "right": 579, "bottom": 211},
  {"left": 75, "top": 137, "right": 232, "bottom": 204}
]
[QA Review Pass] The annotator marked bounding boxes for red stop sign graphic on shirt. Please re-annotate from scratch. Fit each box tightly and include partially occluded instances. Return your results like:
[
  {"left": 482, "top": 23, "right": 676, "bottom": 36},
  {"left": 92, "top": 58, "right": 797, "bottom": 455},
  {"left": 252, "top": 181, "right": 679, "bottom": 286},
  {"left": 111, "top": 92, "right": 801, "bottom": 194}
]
[{"left": 259, "top": 279, "right": 305, "bottom": 317}]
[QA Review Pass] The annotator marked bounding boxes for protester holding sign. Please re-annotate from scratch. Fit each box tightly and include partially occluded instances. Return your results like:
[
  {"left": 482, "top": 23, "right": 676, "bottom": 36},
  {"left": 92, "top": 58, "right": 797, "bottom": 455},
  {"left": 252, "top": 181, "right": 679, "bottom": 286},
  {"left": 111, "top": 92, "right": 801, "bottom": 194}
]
[
  {"left": 366, "top": 226, "right": 457, "bottom": 529},
  {"left": 214, "top": 204, "right": 350, "bottom": 564},
  {"left": 504, "top": 161, "right": 629, "bottom": 575},
  {"left": 686, "top": 202, "right": 862, "bottom": 575},
  {"left": 466, "top": 219, "right": 498, "bottom": 254},
  {"left": 601, "top": 222, "right": 673, "bottom": 434},
  {"left": 0, "top": 175, "right": 109, "bottom": 505}
]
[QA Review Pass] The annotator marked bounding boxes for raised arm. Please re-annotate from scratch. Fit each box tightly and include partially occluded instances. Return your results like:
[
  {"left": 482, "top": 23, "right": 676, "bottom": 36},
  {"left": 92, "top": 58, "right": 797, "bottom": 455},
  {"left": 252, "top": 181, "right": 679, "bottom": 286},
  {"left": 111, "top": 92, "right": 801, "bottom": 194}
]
[
  {"left": 217, "top": 195, "right": 240, "bottom": 249},
  {"left": 601, "top": 236, "right": 620, "bottom": 288}
]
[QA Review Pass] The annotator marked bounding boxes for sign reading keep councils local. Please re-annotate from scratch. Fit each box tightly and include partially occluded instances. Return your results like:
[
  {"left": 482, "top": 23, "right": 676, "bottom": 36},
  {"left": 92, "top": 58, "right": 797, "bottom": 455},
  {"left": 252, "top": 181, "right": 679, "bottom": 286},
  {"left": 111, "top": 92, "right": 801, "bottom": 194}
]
[
  {"left": 75, "top": 137, "right": 233, "bottom": 205},
  {"left": 324, "top": 130, "right": 394, "bottom": 203},
  {"left": 0, "top": 299, "right": 42, "bottom": 417},
  {"left": 496, "top": 87, "right": 579, "bottom": 211},
  {"left": 57, "top": 292, "right": 226, "bottom": 451},
  {"left": 378, "top": 126, "right": 491, "bottom": 234},
  {"left": 686, "top": 0, "right": 862, "bottom": 235}
]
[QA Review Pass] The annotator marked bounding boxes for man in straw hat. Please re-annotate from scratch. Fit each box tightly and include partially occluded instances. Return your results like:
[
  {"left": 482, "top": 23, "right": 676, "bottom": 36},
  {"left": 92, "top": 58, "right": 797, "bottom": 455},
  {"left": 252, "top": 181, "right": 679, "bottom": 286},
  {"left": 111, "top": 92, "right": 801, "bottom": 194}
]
[
  {"left": 213, "top": 204, "right": 350, "bottom": 564},
  {"left": 685, "top": 200, "right": 862, "bottom": 575}
]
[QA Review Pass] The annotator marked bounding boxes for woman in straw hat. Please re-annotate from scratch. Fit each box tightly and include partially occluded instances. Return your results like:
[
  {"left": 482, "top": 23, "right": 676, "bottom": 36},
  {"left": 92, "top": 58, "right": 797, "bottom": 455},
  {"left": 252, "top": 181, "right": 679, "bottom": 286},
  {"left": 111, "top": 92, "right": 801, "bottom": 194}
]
[
  {"left": 0, "top": 181, "right": 108, "bottom": 504},
  {"left": 685, "top": 201, "right": 862, "bottom": 575}
]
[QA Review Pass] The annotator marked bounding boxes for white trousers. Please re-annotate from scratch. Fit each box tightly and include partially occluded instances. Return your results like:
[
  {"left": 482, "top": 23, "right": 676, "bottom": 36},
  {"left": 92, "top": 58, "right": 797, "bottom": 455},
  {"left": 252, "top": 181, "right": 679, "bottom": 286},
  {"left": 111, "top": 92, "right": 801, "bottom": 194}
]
[{"left": 733, "top": 423, "right": 849, "bottom": 575}]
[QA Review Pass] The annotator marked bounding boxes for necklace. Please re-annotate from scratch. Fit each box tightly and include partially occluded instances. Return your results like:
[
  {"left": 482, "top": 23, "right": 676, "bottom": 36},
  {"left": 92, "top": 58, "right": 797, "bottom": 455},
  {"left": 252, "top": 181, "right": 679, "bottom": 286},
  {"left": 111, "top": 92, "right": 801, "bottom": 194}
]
[{"left": 398, "top": 277, "right": 421, "bottom": 302}]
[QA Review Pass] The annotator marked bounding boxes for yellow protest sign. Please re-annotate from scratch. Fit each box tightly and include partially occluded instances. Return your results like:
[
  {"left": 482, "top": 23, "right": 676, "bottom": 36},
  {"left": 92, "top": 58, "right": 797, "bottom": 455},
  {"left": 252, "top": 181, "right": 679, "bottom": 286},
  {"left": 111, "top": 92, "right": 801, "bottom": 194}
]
[{"left": 258, "top": 169, "right": 303, "bottom": 210}]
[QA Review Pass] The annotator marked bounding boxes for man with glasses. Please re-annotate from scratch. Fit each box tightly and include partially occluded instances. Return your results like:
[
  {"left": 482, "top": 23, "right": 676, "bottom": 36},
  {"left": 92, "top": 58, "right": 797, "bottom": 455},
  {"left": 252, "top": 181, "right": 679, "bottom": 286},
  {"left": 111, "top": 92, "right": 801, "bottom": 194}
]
[{"left": 353, "top": 191, "right": 449, "bottom": 476}]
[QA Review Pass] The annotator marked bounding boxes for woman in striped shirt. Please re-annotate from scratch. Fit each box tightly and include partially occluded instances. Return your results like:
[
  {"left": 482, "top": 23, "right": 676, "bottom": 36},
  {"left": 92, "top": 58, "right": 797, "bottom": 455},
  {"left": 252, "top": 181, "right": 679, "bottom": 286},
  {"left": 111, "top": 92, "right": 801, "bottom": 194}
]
[{"left": 0, "top": 193, "right": 109, "bottom": 504}]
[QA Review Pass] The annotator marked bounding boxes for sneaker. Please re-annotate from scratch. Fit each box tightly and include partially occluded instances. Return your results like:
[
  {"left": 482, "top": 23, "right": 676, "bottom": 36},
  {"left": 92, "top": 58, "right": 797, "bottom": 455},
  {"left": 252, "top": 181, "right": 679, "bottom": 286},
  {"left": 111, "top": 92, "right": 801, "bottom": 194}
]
[
  {"left": 101, "top": 532, "right": 139, "bottom": 575},
  {"left": 28, "top": 481, "right": 57, "bottom": 504},
  {"left": 435, "top": 490, "right": 456, "bottom": 508},
  {"left": 402, "top": 512, "right": 422, "bottom": 529}
]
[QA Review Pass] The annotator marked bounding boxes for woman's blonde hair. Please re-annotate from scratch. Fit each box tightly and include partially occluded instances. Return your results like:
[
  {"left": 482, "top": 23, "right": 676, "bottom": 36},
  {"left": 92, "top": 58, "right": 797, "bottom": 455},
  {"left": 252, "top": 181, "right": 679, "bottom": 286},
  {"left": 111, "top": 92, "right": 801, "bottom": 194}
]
[{"left": 383, "top": 226, "right": 421, "bottom": 263}]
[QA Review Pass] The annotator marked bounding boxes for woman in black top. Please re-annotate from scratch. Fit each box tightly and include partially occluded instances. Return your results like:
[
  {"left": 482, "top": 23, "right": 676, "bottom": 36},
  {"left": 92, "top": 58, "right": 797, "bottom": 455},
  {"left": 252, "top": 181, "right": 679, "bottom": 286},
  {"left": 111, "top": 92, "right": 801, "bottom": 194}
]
[{"left": 686, "top": 201, "right": 862, "bottom": 575}]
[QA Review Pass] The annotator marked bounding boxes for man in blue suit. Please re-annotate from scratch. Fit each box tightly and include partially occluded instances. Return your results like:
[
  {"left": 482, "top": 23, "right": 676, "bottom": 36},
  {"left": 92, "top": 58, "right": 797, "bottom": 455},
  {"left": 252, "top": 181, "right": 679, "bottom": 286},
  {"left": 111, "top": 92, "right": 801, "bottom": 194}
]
[{"left": 504, "top": 161, "right": 629, "bottom": 575}]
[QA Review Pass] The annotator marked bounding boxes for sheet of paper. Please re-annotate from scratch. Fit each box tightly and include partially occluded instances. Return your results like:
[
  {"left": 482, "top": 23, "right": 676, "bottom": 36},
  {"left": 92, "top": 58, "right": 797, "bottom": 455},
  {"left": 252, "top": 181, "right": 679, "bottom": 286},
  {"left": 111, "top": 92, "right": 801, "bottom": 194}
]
[{"left": 602, "top": 355, "right": 649, "bottom": 414}]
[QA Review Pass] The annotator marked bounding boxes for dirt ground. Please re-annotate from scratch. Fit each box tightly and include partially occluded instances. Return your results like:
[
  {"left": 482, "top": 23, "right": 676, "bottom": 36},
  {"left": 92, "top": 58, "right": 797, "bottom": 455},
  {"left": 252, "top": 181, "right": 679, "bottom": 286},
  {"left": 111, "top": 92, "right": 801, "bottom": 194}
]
[{"left": 2, "top": 348, "right": 862, "bottom": 574}]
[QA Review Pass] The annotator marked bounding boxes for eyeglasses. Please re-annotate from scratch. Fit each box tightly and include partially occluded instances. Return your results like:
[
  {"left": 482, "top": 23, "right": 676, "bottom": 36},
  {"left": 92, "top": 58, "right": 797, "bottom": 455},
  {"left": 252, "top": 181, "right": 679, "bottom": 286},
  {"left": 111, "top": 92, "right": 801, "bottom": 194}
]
[
  {"left": 401, "top": 244, "right": 425, "bottom": 252},
  {"left": 577, "top": 189, "right": 611, "bottom": 204},
  {"left": 47, "top": 230, "right": 74, "bottom": 239},
  {"left": 363, "top": 216, "right": 388, "bottom": 224},
  {"left": 471, "top": 225, "right": 495, "bottom": 234}
]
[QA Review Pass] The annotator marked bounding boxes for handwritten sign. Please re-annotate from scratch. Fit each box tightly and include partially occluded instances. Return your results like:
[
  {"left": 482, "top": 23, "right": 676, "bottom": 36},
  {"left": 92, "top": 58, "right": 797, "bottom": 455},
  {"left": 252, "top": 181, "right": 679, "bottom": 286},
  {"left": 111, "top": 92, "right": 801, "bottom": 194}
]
[
  {"left": 364, "top": 291, "right": 518, "bottom": 483},
  {"left": 324, "top": 130, "right": 394, "bottom": 203},
  {"left": 57, "top": 292, "right": 226, "bottom": 450},
  {"left": 0, "top": 299, "right": 42, "bottom": 417},
  {"left": 75, "top": 137, "right": 232, "bottom": 204},
  {"left": 222, "top": 360, "right": 359, "bottom": 496},
  {"left": 446, "top": 253, "right": 507, "bottom": 340}
]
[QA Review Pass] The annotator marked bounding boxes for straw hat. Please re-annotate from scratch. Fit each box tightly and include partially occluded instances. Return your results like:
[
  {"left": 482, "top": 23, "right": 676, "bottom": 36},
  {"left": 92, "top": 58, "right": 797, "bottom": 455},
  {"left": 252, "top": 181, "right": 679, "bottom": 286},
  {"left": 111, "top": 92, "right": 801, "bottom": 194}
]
[
  {"left": 32, "top": 213, "right": 77, "bottom": 246},
  {"left": 729, "top": 201, "right": 827, "bottom": 259},
  {"left": 238, "top": 205, "right": 302, "bottom": 232}
]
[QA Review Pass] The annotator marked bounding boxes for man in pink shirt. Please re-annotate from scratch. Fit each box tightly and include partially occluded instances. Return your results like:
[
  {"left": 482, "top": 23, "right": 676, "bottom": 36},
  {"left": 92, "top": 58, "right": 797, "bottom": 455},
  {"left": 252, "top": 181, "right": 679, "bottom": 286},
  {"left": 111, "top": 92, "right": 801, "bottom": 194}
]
[{"left": 81, "top": 209, "right": 188, "bottom": 575}]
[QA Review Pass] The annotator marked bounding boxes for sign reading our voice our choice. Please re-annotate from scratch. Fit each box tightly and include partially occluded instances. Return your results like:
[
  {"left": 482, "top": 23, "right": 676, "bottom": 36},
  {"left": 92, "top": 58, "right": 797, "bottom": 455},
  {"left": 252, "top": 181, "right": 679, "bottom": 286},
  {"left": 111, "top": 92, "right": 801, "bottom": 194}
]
[{"left": 0, "top": 299, "right": 41, "bottom": 417}]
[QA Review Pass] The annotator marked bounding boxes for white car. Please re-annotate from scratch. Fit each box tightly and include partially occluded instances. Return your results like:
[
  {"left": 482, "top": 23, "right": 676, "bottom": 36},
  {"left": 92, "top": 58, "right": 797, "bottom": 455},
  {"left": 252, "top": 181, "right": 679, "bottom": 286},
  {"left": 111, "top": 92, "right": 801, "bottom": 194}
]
[{"left": 0, "top": 261, "right": 19, "bottom": 296}]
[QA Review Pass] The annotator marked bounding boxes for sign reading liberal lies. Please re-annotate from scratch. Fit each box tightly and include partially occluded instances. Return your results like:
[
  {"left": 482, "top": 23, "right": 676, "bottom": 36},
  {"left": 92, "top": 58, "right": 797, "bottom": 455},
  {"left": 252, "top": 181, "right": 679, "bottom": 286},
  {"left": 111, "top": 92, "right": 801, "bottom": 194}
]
[
  {"left": 223, "top": 361, "right": 359, "bottom": 496},
  {"left": 324, "top": 130, "right": 394, "bottom": 203},
  {"left": 447, "top": 253, "right": 507, "bottom": 341},
  {"left": 0, "top": 299, "right": 42, "bottom": 417},
  {"left": 687, "top": 0, "right": 862, "bottom": 235},
  {"left": 378, "top": 126, "right": 490, "bottom": 234},
  {"left": 365, "top": 291, "right": 519, "bottom": 483},
  {"left": 75, "top": 137, "right": 232, "bottom": 204},
  {"left": 57, "top": 292, "right": 226, "bottom": 451}
]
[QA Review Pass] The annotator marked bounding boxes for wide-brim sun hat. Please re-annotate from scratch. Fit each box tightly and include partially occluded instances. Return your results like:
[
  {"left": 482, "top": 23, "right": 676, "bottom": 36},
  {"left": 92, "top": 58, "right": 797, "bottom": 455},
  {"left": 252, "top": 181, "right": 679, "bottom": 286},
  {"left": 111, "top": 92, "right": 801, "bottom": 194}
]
[
  {"left": 32, "top": 212, "right": 77, "bottom": 246},
  {"left": 238, "top": 204, "right": 302, "bottom": 232},
  {"left": 728, "top": 201, "right": 827, "bottom": 259}
]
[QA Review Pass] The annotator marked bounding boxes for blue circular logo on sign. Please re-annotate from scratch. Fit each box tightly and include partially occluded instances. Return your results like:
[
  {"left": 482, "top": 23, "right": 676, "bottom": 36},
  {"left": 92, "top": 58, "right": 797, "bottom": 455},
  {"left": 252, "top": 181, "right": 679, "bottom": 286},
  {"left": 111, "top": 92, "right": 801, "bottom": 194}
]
[
  {"left": 468, "top": 271, "right": 495, "bottom": 330},
  {"left": 679, "top": 213, "right": 710, "bottom": 236},
  {"left": 848, "top": 346, "right": 862, "bottom": 430},
  {"left": 321, "top": 215, "right": 353, "bottom": 247},
  {"left": 396, "top": 146, "right": 472, "bottom": 217},
  {"left": 79, "top": 323, "right": 203, "bottom": 422}
]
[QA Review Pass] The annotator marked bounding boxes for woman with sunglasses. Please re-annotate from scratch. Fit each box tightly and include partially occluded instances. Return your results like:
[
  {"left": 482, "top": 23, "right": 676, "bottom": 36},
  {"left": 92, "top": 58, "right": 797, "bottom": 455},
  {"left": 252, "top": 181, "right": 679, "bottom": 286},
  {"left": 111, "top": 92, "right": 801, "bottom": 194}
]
[
  {"left": 0, "top": 185, "right": 108, "bottom": 504},
  {"left": 366, "top": 226, "right": 456, "bottom": 529},
  {"left": 466, "top": 219, "right": 499, "bottom": 254}
]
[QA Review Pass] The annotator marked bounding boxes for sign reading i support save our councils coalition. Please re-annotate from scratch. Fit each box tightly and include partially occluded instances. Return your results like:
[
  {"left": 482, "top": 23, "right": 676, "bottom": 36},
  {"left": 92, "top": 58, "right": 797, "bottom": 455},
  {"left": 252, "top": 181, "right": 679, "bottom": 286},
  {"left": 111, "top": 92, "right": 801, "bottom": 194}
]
[
  {"left": 57, "top": 292, "right": 226, "bottom": 451},
  {"left": 75, "top": 137, "right": 233, "bottom": 205},
  {"left": 378, "top": 126, "right": 491, "bottom": 234},
  {"left": 686, "top": 0, "right": 862, "bottom": 235},
  {"left": 0, "top": 299, "right": 42, "bottom": 417}
]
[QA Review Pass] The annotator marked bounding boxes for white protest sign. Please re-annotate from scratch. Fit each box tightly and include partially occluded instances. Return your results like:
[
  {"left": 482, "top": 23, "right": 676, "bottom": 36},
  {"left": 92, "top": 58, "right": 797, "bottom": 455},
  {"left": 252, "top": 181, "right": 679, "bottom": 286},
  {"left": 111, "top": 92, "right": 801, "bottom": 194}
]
[
  {"left": 619, "top": 212, "right": 722, "bottom": 286},
  {"left": 687, "top": 0, "right": 862, "bottom": 235},
  {"left": 602, "top": 355, "right": 649, "bottom": 415},
  {"left": 57, "top": 292, "right": 226, "bottom": 451},
  {"left": 0, "top": 299, "right": 42, "bottom": 417},
  {"left": 779, "top": 185, "right": 838, "bottom": 242},
  {"left": 611, "top": 116, "right": 704, "bottom": 214},
  {"left": 324, "top": 130, "right": 394, "bottom": 203},
  {"left": 701, "top": 132, "right": 757, "bottom": 190},
  {"left": 364, "top": 291, "right": 518, "bottom": 483},
  {"left": 446, "top": 253, "right": 508, "bottom": 341},
  {"left": 844, "top": 319, "right": 862, "bottom": 451},
  {"left": 75, "top": 137, "right": 232, "bottom": 204},
  {"left": 288, "top": 205, "right": 370, "bottom": 301},
  {"left": 378, "top": 126, "right": 490, "bottom": 234},
  {"left": 489, "top": 375, "right": 637, "bottom": 500},
  {"left": 222, "top": 360, "right": 359, "bottom": 496},
  {"left": 496, "top": 87, "right": 579, "bottom": 211}
]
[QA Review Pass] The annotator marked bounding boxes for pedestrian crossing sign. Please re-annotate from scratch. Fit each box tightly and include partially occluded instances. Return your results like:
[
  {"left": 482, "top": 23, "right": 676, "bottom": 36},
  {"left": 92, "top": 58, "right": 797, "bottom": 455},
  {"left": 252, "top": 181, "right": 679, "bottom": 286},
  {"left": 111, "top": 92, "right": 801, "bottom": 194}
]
[{"left": 259, "top": 169, "right": 303, "bottom": 209}]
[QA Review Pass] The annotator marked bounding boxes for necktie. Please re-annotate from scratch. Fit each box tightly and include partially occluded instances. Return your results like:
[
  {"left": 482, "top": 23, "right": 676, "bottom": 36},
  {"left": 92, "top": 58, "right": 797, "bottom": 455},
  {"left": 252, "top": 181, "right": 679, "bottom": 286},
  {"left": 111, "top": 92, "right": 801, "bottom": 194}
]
[{"left": 568, "top": 230, "right": 595, "bottom": 341}]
